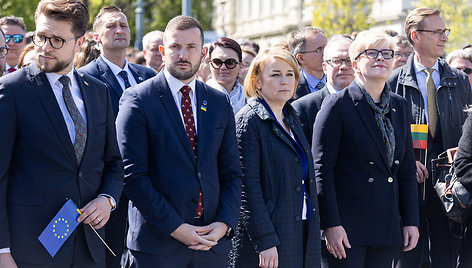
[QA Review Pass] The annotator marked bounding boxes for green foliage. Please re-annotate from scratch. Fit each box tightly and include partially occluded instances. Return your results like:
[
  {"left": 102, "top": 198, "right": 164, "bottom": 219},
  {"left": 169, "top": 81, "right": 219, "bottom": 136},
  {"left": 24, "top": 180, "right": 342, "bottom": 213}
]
[
  {"left": 0, "top": 0, "right": 41, "bottom": 32},
  {"left": 311, "top": 0, "right": 374, "bottom": 37},
  {"left": 412, "top": 0, "right": 472, "bottom": 53}
]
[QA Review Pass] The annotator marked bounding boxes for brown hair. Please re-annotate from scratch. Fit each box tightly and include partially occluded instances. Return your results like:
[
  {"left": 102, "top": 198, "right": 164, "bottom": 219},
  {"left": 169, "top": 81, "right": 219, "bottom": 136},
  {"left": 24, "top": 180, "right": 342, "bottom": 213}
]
[
  {"left": 92, "top": 6, "right": 123, "bottom": 32},
  {"left": 209, "top": 37, "right": 242, "bottom": 62},
  {"left": 288, "top": 26, "right": 325, "bottom": 56},
  {"left": 17, "top": 43, "right": 35, "bottom": 68},
  {"left": 73, "top": 32, "right": 100, "bottom": 68},
  {"left": 244, "top": 47, "right": 300, "bottom": 98},
  {"left": 35, "top": 0, "right": 89, "bottom": 37},
  {"left": 164, "top": 15, "right": 204, "bottom": 45},
  {"left": 404, "top": 8, "right": 441, "bottom": 45}
]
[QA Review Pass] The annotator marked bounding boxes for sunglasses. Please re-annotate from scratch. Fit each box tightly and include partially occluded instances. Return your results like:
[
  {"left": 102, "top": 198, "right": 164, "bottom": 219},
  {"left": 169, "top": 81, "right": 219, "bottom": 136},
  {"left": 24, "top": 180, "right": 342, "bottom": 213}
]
[
  {"left": 458, "top": 67, "right": 472, "bottom": 75},
  {"left": 5, "top": 34, "right": 23, "bottom": 43},
  {"left": 210, "top": 58, "right": 239, "bottom": 69}
]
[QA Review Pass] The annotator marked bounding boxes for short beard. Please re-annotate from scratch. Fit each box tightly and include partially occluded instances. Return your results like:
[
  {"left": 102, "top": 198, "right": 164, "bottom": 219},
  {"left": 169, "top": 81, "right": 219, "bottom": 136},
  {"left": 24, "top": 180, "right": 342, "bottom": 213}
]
[
  {"left": 35, "top": 54, "right": 72, "bottom": 74},
  {"left": 168, "top": 58, "right": 201, "bottom": 81}
]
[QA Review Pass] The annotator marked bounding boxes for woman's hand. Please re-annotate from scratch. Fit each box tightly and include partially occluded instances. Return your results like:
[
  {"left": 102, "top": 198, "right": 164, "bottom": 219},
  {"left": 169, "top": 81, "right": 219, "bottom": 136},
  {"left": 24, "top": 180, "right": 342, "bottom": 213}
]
[
  {"left": 325, "top": 226, "right": 351, "bottom": 259},
  {"left": 259, "top": 246, "right": 278, "bottom": 268}
]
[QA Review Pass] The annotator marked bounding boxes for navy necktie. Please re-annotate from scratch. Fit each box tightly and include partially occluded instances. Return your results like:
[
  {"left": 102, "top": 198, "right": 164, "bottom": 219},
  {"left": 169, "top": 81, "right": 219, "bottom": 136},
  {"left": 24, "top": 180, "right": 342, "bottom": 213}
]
[{"left": 118, "top": 70, "right": 131, "bottom": 89}]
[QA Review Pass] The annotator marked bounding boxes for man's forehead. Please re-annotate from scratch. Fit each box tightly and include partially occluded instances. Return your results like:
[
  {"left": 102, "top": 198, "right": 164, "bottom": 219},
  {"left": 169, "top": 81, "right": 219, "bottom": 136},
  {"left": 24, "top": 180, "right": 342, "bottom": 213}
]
[
  {"left": 1, "top": 24, "right": 25, "bottom": 34},
  {"left": 164, "top": 28, "right": 202, "bottom": 44}
]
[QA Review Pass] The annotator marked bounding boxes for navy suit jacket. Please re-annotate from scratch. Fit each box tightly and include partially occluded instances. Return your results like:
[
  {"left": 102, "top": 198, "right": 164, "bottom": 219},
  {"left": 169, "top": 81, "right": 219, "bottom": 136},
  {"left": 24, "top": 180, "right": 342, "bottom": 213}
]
[
  {"left": 292, "top": 86, "right": 330, "bottom": 146},
  {"left": 116, "top": 71, "right": 242, "bottom": 256},
  {"left": 312, "top": 82, "right": 419, "bottom": 246},
  {"left": 79, "top": 56, "right": 156, "bottom": 116},
  {"left": 0, "top": 64, "right": 123, "bottom": 265},
  {"left": 294, "top": 71, "right": 311, "bottom": 100}
]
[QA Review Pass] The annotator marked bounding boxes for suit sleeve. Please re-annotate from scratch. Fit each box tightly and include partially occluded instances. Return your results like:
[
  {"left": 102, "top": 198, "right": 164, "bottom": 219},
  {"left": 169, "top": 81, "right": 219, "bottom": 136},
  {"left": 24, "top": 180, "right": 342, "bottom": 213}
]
[
  {"left": 99, "top": 84, "right": 124, "bottom": 204},
  {"left": 116, "top": 89, "right": 185, "bottom": 238},
  {"left": 215, "top": 96, "right": 243, "bottom": 230},
  {"left": 311, "top": 95, "right": 343, "bottom": 229},
  {"left": 455, "top": 114, "right": 472, "bottom": 192},
  {"left": 395, "top": 98, "right": 419, "bottom": 227},
  {"left": 0, "top": 86, "right": 16, "bottom": 248},
  {"left": 236, "top": 112, "right": 280, "bottom": 252}
]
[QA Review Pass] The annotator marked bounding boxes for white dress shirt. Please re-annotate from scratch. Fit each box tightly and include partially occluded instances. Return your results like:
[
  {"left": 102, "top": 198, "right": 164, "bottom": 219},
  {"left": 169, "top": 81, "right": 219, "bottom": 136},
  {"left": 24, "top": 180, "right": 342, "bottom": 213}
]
[
  {"left": 101, "top": 55, "right": 138, "bottom": 90},
  {"left": 327, "top": 82, "right": 340, "bottom": 94},
  {"left": 164, "top": 68, "right": 198, "bottom": 132},
  {"left": 413, "top": 59, "right": 440, "bottom": 124}
]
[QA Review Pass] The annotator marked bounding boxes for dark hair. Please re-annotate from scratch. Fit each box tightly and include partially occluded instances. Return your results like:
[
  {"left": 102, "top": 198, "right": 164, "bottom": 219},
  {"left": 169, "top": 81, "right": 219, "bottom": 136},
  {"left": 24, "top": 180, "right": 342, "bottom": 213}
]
[
  {"left": 93, "top": 6, "right": 123, "bottom": 32},
  {"left": 404, "top": 8, "right": 441, "bottom": 45},
  {"left": 73, "top": 32, "right": 100, "bottom": 68},
  {"left": 239, "top": 39, "right": 260, "bottom": 54},
  {"left": 35, "top": 0, "right": 89, "bottom": 37},
  {"left": 0, "top": 16, "right": 27, "bottom": 32},
  {"left": 164, "top": 15, "right": 204, "bottom": 45},
  {"left": 209, "top": 37, "right": 242, "bottom": 62}
]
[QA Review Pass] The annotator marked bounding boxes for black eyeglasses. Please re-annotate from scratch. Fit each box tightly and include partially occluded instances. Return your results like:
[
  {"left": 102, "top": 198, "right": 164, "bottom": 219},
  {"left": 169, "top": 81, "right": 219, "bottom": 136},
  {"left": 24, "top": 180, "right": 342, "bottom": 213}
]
[
  {"left": 299, "top": 46, "right": 324, "bottom": 54},
  {"left": 5, "top": 34, "right": 23, "bottom": 43},
  {"left": 355, "top": 49, "right": 394, "bottom": 60},
  {"left": 457, "top": 67, "right": 472, "bottom": 75},
  {"left": 325, "top": 57, "right": 351, "bottom": 66},
  {"left": 0, "top": 46, "right": 8, "bottom": 59},
  {"left": 416, "top": 28, "right": 451, "bottom": 37},
  {"left": 394, "top": 52, "right": 412, "bottom": 58},
  {"left": 32, "top": 34, "right": 78, "bottom": 49},
  {"left": 210, "top": 58, "right": 239, "bottom": 69}
]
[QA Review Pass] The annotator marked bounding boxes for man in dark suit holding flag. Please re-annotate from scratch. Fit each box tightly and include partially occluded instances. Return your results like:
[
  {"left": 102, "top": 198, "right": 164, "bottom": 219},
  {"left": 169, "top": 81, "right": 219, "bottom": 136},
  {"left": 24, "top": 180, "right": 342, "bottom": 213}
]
[{"left": 0, "top": 0, "right": 123, "bottom": 267}]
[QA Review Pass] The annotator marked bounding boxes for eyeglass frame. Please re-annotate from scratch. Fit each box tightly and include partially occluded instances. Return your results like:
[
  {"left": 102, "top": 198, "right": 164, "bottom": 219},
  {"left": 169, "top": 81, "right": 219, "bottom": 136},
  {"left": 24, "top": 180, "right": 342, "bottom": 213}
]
[
  {"left": 325, "top": 57, "right": 352, "bottom": 66},
  {"left": 354, "top": 49, "right": 395, "bottom": 60},
  {"left": 394, "top": 52, "right": 412, "bottom": 58},
  {"left": 0, "top": 45, "right": 9, "bottom": 59},
  {"left": 416, "top": 28, "right": 451, "bottom": 37},
  {"left": 32, "top": 33, "right": 79, "bottom": 49},
  {"left": 210, "top": 58, "right": 240, "bottom": 69},
  {"left": 5, "top": 34, "right": 24, "bottom": 44},
  {"left": 298, "top": 46, "right": 324, "bottom": 55}
]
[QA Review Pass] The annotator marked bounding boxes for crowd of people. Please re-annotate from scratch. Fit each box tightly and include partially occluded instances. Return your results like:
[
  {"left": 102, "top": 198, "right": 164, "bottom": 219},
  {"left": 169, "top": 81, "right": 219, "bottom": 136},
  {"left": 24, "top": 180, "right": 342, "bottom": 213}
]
[{"left": 1, "top": 1, "right": 472, "bottom": 268}]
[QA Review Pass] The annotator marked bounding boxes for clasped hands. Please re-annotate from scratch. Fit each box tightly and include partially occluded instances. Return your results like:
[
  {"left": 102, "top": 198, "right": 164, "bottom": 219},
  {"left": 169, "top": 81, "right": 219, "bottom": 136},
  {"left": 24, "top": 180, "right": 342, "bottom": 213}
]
[{"left": 171, "top": 222, "right": 228, "bottom": 251}]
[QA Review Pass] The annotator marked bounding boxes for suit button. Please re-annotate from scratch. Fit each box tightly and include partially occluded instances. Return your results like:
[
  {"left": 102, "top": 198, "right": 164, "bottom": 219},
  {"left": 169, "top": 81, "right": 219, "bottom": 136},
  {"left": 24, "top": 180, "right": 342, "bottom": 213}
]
[
  {"left": 368, "top": 178, "right": 374, "bottom": 183},
  {"left": 296, "top": 186, "right": 301, "bottom": 192},
  {"left": 394, "top": 160, "right": 400, "bottom": 165},
  {"left": 78, "top": 172, "right": 83, "bottom": 178},
  {"left": 197, "top": 173, "right": 202, "bottom": 179},
  {"left": 388, "top": 177, "right": 394, "bottom": 183},
  {"left": 369, "top": 162, "right": 374, "bottom": 165},
  {"left": 295, "top": 216, "right": 301, "bottom": 222},
  {"left": 312, "top": 208, "right": 316, "bottom": 212},
  {"left": 192, "top": 198, "right": 198, "bottom": 204}
]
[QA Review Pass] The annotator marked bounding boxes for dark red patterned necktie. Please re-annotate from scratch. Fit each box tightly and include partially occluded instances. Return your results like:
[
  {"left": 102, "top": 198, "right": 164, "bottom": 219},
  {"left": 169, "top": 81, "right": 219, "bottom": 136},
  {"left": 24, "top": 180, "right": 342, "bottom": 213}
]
[
  {"left": 7, "top": 67, "right": 16, "bottom": 73},
  {"left": 180, "top": 85, "right": 203, "bottom": 218}
]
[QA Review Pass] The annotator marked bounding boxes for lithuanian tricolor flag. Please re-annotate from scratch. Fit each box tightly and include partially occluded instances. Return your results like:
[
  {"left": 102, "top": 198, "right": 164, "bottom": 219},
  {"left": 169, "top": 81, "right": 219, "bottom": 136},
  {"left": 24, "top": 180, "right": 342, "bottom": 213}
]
[{"left": 411, "top": 124, "right": 428, "bottom": 149}]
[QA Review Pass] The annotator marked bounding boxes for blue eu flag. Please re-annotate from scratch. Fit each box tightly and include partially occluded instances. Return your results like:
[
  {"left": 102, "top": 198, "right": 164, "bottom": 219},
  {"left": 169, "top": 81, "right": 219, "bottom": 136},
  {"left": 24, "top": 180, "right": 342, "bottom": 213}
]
[{"left": 38, "top": 199, "right": 81, "bottom": 257}]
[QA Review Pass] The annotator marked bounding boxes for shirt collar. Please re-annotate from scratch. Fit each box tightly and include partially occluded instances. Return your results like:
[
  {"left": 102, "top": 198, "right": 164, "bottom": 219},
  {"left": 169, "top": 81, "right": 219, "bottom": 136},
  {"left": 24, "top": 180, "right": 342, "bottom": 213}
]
[
  {"left": 45, "top": 68, "right": 75, "bottom": 88},
  {"left": 101, "top": 55, "right": 131, "bottom": 76},
  {"left": 414, "top": 58, "right": 439, "bottom": 75},
  {"left": 5, "top": 62, "right": 17, "bottom": 70},
  {"left": 302, "top": 69, "right": 325, "bottom": 87},
  {"left": 164, "top": 67, "right": 197, "bottom": 96}
]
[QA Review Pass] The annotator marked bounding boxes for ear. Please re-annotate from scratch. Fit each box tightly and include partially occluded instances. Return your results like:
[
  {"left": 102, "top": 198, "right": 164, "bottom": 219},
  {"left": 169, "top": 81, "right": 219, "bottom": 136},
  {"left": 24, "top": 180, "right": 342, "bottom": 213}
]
[
  {"left": 201, "top": 46, "right": 208, "bottom": 60},
  {"left": 255, "top": 75, "right": 262, "bottom": 90},
  {"left": 74, "top": 35, "right": 85, "bottom": 54},
  {"left": 352, "top": 60, "right": 359, "bottom": 73},
  {"left": 296, "top": 53, "right": 304, "bottom": 64},
  {"left": 322, "top": 61, "right": 328, "bottom": 73},
  {"left": 159, "top": 45, "right": 165, "bottom": 57},
  {"left": 411, "top": 30, "right": 419, "bottom": 42}
]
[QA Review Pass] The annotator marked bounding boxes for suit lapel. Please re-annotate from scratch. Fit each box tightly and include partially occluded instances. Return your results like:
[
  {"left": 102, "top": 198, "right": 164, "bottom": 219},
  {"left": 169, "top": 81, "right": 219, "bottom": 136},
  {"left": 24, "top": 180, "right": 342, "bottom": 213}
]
[
  {"left": 128, "top": 64, "right": 146, "bottom": 84},
  {"left": 349, "top": 83, "right": 390, "bottom": 167},
  {"left": 97, "top": 57, "right": 123, "bottom": 99},
  {"left": 29, "top": 64, "right": 78, "bottom": 166},
  {"left": 195, "top": 82, "right": 208, "bottom": 162},
  {"left": 156, "top": 73, "right": 196, "bottom": 165},
  {"left": 74, "top": 71, "right": 94, "bottom": 163}
]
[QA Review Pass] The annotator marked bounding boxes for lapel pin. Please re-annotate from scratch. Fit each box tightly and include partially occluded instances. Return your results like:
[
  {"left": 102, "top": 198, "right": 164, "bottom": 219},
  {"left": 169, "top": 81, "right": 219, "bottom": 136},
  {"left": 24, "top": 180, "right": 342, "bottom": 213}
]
[
  {"left": 392, "top": 108, "right": 396, "bottom": 112},
  {"left": 138, "top": 77, "right": 143, "bottom": 81},
  {"left": 201, "top": 100, "right": 207, "bottom": 111},
  {"left": 84, "top": 81, "right": 89, "bottom": 86}
]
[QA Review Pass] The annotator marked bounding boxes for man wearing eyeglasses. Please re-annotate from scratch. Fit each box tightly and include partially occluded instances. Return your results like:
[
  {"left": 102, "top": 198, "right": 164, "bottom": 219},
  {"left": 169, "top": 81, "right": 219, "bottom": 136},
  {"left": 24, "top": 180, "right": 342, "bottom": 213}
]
[
  {"left": 387, "top": 7, "right": 472, "bottom": 268},
  {"left": 446, "top": 49, "right": 472, "bottom": 87},
  {"left": 289, "top": 26, "right": 328, "bottom": 99},
  {"left": 0, "top": 0, "right": 123, "bottom": 267},
  {"left": 0, "top": 16, "right": 26, "bottom": 74},
  {"left": 292, "top": 34, "right": 354, "bottom": 146}
]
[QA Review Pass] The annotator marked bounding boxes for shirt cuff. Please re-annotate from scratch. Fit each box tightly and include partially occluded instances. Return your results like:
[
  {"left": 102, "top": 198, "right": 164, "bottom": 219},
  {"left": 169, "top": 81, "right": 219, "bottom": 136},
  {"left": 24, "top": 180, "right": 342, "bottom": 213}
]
[
  {"left": 98, "top": 194, "right": 116, "bottom": 211},
  {"left": 0, "top": 248, "right": 11, "bottom": 254}
]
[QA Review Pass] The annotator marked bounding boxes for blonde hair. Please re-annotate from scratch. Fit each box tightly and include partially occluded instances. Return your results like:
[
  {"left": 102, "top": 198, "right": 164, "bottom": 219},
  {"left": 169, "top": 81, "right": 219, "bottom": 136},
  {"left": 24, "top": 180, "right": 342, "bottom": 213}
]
[
  {"left": 349, "top": 30, "right": 394, "bottom": 62},
  {"left": 244, "top": 47, "right": 299, "bottom": 98}
]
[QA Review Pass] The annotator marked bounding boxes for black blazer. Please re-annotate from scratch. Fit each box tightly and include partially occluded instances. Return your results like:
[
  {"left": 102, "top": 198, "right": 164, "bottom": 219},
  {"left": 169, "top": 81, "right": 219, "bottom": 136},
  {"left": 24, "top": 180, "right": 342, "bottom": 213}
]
[
  {"left": 116, "top": 71, "right": 242, "bottom": 256},
  {"left": 79, "top": 56, "right": 156, "bottom": 116},
  {"left": 294, "top": 71, "right": 311, "bottom": 100},
  {"left": 0, "top": 64, "right": 123, "bottom": 265},
  {"left": 312, "top": 81, "right": 419, "bottom": 246},
  {"left": 292, "top": 86, "right": 330, "bottom": 146},
  {"left": 232, "top": 98, "right": 320, "bottom": 268}
]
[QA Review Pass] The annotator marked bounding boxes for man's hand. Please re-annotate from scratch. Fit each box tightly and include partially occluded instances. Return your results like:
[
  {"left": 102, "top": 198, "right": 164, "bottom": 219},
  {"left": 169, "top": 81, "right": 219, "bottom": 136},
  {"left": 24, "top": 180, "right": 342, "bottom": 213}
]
[
  {"left": 325, "top": 226, "right": 351, "bottom": 259},
  {"left": 0, "top": 253, "right": 18, "bottom": 268},
  {"left": 198, "top": 222, "right": 227, "bottom": 243},
  {"left": 171, "top": 223, "right": 217, "bottom": 251},
  {"left": 77, "top": 196, "right": 112, "bottom": 229},
  {"left": 259, "top": 246, "right": 278, "bottom": 268},
  {"left": 416, "top": 161, "right": 429, "bottom": 183},
  {"left": 402, "top": 226, "right": 419, "bottom": 252}
]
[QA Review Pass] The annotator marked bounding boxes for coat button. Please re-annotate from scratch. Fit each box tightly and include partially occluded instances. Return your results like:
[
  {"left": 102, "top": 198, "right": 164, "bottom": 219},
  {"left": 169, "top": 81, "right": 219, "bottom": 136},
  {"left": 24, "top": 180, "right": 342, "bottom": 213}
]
[
  {"left": 295, "top": 215, "right": 301, "bottom": 222},
  {"left": 197, "top": 173, "right": 202, "bottom": 179},
  {"left": 310, "top": 179, "right": 314, "bottom": 184},
  {"left": 388, "top": 177, "right": 394, "bottom": 183},
  {"left": 312, "top": 208, "right": 316, "bottom": 212},
  {"left": 295, "top": 186, "right": 301, "bottom": 192},
  {"left": 368, "top": 178, "right": 374, "bottom": 183},
  {"left": 369, "top": 162, "right": 374, "bottom": 165},
  {"left": 394, "top": 160, "right": 400, "bottom": 165}
]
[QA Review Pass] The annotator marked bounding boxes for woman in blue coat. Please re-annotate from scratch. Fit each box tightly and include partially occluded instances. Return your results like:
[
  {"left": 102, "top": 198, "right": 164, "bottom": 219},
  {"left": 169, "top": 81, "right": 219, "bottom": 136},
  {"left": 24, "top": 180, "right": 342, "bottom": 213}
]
[
  {"left": 231, "top": 48, "right": 320, "bottom": 268},
  {"left": 312, "top": 31, "right": 420, "bottom": 267}
]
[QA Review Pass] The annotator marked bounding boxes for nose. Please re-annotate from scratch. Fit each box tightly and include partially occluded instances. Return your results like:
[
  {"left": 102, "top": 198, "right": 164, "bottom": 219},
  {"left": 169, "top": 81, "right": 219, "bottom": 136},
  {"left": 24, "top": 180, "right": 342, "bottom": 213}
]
[{"left": 178, "top": 47, "right": 188, "bottom": 59}]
